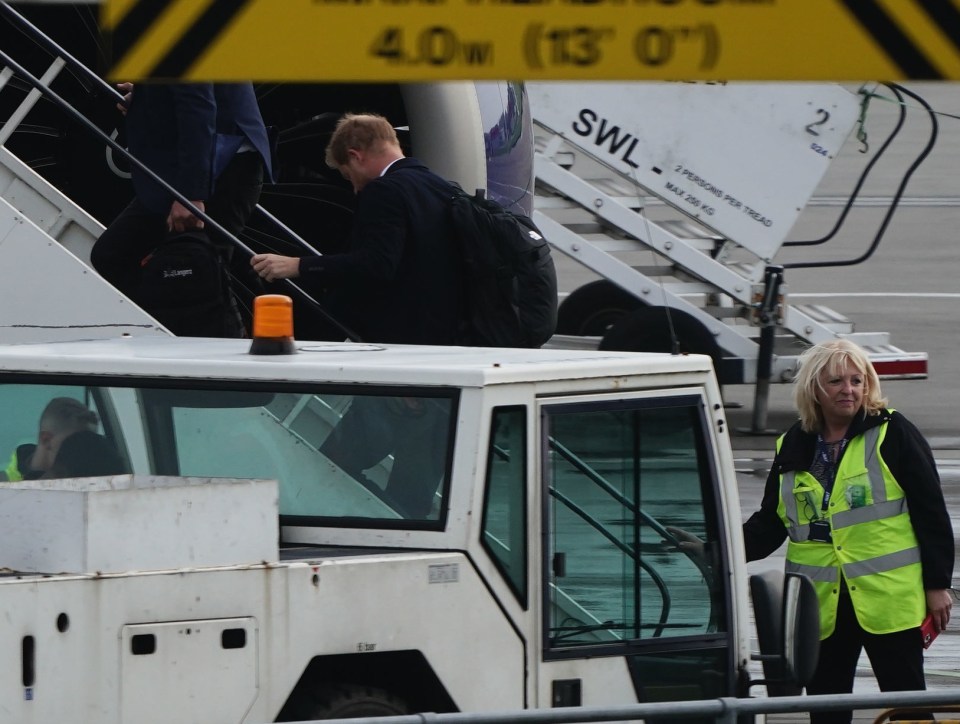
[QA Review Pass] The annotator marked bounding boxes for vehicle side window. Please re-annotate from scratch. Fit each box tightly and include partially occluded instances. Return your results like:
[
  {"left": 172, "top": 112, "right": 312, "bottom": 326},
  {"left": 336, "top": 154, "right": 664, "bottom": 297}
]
[
  {"left": 1, "top": 381, "right": 457, "bottom": 529},
  {"left": 481, "top": 406, "right": 527, "bottom": 606},
  {"left": 543, "top": 395, "right": 724, "bottom": 652},
  {"left": 141, "top": 386, "right": 457, "bottom": 527}
]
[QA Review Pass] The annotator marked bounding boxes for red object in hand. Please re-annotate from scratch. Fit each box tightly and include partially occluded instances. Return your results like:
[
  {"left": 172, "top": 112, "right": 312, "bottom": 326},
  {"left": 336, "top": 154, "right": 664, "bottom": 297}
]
[{"left": 921, "top": 614, "right": 939, "bottom": 649}]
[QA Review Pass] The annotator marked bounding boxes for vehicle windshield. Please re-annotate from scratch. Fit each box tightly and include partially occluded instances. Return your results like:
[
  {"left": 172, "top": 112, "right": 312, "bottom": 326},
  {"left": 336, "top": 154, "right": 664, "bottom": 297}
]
[{"left": 0, "top": 380, "right": 458, "bottom": 527}]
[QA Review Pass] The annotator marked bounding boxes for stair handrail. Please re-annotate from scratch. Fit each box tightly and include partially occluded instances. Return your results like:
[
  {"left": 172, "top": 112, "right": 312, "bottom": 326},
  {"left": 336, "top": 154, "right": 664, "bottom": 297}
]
[
  {"left": 0, "top": 0, "right": 325, "bottom": 257},
  {"left": 0, "top": 13, "right": 357, "bottom": 340}
]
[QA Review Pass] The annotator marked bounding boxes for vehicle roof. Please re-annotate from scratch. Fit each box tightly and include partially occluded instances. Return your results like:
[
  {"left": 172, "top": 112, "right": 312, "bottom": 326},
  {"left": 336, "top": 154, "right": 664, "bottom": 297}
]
[{"left": 0, "top": 336, "right": 715, "bottom": 388}]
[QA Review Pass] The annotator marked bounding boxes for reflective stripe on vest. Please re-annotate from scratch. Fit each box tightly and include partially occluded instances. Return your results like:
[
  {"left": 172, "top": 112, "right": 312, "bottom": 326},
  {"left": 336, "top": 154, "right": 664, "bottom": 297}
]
[
  {"left": 776, "top": 419, "right": 925, "bottom": 638},
  {"left": 843, "top": 547, "right": 921, "bottom": 579},
  {"left": 785, "top": 561, "right": 837, "bottom": 583}
]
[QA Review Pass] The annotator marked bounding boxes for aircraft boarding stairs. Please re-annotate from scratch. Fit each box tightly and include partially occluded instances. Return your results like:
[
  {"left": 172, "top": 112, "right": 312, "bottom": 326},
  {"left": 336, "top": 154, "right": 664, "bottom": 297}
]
[
  {"left": 528, "top": 82, "right": 928, "bottom": 387},
  {"left": 0, "top": 74, "right": 365, "bottom": 486},
  {"left": 0, "top": 23, "right": 400, "bottom": 484},
  {"left": 0, "top": 7, "right": 330, "bottom": 346},
  {"left": 0, "top": 57, "right": 167, "bottom": 344}
]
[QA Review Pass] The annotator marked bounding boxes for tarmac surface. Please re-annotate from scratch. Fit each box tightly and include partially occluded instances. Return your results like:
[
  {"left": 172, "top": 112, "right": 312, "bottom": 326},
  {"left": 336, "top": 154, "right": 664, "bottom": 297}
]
[{"left": 550, "top": 81, "right": 960, "bottom": 722}]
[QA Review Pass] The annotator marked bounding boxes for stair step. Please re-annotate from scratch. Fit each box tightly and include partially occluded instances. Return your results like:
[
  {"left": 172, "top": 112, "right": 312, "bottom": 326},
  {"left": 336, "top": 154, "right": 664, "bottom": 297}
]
[
  {"left": 585, "top": 176, "right": 644, "bottom": 199},
  {"left": 657, "top": 219, "right": 722, "bottom": 241},
  {"left": 793, "top": 303, "right": 854, "bottom": 333}
]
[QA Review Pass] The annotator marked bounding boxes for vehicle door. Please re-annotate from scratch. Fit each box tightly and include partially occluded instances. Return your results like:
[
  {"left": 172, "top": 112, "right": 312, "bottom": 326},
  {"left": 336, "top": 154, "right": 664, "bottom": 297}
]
[{"left": 534, "top": 388, "right": 736, "bottom": 708}]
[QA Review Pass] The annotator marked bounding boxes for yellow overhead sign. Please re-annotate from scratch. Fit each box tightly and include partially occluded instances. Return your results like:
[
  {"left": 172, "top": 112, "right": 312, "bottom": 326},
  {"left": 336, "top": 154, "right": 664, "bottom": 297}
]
[{"left": 103, "top": 0, "right": 960, "bottom": 82}]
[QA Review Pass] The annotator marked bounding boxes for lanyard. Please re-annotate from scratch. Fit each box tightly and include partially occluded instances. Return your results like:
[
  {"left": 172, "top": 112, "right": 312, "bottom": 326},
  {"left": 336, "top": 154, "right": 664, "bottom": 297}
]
[{"left": 816, "top": 436, "right": 843, "bottom": 511}]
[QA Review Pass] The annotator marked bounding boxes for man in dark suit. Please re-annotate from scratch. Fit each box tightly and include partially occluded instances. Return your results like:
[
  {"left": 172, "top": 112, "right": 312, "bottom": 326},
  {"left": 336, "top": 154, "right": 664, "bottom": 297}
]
[
  {"left": 91, "top": 82, "right": 274, "bottom": 336},
  {"left": 251, "top": 113, "right": 464, "bottom": 518},
  {"left": 250, "top": 112, "right": 464, "bottom": 346}
]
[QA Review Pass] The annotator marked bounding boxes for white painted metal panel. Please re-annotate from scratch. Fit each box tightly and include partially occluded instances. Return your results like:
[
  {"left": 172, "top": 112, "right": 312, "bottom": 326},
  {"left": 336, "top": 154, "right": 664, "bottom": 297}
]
[
  {"left": 528, "top": 82, "right": 863, "bottom": 259},
  {"left": 120, "top": 618, "right": 258, "bottom": 724},
  {"left": 0, "top": 199, "right": 167, "bottom": 343},
  {"left": 0, "top": 146, "right": 103, "bottom": 262},
  {"left": 0, "top": 335, "right": 715, "bottom": 389},
  {"left": 0, "top": 476, "right": 278, "bottom": 573},
  {"left": 0, "top": 553, "right": 527, "bottom": 721}
]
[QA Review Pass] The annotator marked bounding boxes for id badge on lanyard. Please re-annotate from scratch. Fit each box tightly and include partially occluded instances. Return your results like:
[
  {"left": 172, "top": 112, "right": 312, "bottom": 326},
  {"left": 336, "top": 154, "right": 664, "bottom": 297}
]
[{"left": 807, "top": 438, "right": 840, "bottom": 543}]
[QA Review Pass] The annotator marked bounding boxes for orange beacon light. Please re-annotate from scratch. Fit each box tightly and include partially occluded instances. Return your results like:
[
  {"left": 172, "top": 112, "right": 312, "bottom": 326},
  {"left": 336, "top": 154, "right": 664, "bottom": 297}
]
[{"left": 249, "top": 295, "right": 296, "bottom": 355}]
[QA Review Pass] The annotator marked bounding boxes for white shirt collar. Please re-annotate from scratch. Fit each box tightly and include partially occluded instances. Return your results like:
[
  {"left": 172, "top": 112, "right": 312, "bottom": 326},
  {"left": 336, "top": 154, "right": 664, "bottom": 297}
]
[{"left": 380, "top": 157, "right": 403, "bottom": 177}]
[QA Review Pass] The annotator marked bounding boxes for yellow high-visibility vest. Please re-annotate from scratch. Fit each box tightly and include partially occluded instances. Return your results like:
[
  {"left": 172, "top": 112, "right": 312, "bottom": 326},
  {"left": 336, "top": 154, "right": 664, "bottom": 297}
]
[
  {"left": 775, "top": 420, "right": 925, "bottom": 638},
  {"left": 3, "top": 448, "right": 23, "bottom": 482}
]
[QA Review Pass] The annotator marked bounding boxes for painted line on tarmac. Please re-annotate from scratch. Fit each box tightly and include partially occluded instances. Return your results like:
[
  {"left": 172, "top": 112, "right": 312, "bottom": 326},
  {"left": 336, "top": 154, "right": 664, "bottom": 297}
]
[
  {"left": 791, "top": 292, "right": 960, "bottom": 298},
  {"left": 809, "top": 196, "right": 960, "bottom": 208},
  {"left": 807, "top": 196, "right": 960, "bottom": 207},
  {"left": 926, "top": 669, "right": 960, "bottom": 679},
  {"left": 645, "top": 196, "right": 960, "bottom": 208}
]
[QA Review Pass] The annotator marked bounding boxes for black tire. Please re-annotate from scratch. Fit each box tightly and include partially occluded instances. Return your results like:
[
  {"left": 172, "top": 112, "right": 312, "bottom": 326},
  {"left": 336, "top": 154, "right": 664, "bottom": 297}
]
[
  {"left": 307, "top": 684, "right": 409, "bottom": 719},
  {"left": 599, "top": 306, "right": 722, "bottom": 371},
  {"left": 556, "top": 280, "right": 647, "bottom": 336}
]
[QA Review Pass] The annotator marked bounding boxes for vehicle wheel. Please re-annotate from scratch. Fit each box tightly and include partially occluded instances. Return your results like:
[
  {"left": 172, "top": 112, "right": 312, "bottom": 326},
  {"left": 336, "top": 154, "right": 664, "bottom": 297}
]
[
  {"left": 599, "top": 306, "right": 722, "bottom": 371},
  {"left": 307, "top": 684, "right": 409, "bottom": 719},
  {"left": 556, "top": 280, "right": 647, "bottom": 336}
]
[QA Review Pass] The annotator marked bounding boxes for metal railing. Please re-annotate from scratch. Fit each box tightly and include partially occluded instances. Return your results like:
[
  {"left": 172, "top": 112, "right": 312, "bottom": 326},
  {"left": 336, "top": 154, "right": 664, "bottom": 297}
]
[{"left": 278, "top": 690, "right": 960, "bottom": 724}]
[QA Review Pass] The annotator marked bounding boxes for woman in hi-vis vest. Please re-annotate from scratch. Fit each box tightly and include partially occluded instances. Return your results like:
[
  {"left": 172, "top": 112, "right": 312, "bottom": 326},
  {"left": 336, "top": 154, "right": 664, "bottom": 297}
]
[{"left": 743, "top": 339, "right": 954, "bottom": 724}]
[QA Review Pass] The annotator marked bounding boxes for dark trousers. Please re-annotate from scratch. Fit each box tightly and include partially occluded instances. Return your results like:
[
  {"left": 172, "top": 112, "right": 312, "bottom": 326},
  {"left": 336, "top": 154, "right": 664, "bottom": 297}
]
[
  {"left": 807, "top": 586, "right": 925, "bottom": 724},
  {"left": 91, "top": 152, "right": 263, "bottom": 330},
  {"left": 320, "top": 396, "right": 451, "bottom": 519}
]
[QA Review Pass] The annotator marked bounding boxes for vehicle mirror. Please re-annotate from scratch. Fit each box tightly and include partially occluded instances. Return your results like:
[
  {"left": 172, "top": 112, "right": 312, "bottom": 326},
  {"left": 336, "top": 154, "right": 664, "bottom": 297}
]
[
  {"left": 781, "top": 572, "right": 820, "bottom": 686},
  {"left": 749, "top": 570, "right": 819, "bottom": 695},
  {"left": 749, "top": 570, "right": 799, "bottom": 696}
]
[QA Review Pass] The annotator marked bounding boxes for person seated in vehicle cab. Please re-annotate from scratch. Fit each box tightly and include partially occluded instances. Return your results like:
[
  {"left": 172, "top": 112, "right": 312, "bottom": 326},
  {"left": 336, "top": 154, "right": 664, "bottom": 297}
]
[
  {"left": 1, "top": 397, "right": 100, "bottom": 482},
  {"left": 44, "top": 430, "right": 128, "bottom": 479}
]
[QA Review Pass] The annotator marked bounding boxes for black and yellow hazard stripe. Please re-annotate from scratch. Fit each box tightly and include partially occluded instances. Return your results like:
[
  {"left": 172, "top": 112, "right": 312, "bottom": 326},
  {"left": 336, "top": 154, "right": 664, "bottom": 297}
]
[
  {"left": 840, "top": 0, "right": 960, "bottom": 80},
  {"left": 105, "top": 0, "right": 252, "bottom": 80},
  {"left": 102, "top": 0, "right": 960, "bottom": 81}
]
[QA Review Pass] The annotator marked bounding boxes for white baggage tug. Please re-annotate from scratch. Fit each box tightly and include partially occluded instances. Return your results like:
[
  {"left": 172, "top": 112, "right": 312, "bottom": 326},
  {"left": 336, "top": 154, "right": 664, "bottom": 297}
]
[{"left": 0, "top": 302, "right": 815, "bottom": 723}]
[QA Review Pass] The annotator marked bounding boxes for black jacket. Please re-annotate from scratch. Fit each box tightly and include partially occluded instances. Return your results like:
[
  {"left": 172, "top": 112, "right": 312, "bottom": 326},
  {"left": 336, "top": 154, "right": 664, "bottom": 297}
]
[
  {"left": 742, "top": 408, "right": 954, "bottom": 590},
  {"left": 299, "top": 158, "right": 465, "bottom": 345},
  {"left": 12, "top": 443, "right": 41, "bottom": 480},
  {"left": 126, "top": 83, "right": 274, "bottom": 213}
]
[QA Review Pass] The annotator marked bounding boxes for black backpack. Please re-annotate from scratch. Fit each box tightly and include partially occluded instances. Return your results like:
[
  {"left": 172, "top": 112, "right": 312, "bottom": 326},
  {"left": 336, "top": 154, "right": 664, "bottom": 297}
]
[
  {"left": 448, "top": 188, "right": 558, "bottom": 348},
  {"left": 137, "top": 231, "right": 243, "bottom": 338}
]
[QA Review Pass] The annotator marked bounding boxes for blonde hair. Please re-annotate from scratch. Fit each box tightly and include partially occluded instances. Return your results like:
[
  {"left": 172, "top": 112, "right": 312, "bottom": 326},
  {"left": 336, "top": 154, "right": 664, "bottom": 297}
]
[
  {"left": 792, "top": 339, "right": 887, "bottom": 433},
  {"left": 325, "top": 113, "right": 400, "bottom": 168}
]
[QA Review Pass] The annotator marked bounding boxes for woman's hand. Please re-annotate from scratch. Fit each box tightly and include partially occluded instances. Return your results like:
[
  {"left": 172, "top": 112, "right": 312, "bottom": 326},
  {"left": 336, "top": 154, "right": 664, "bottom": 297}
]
[
  {"left": 665, "top": 526, "right": 705, "bottom": 557},
  {"left": 926, "top": 588, "right": 953, "bottom": 633}
]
